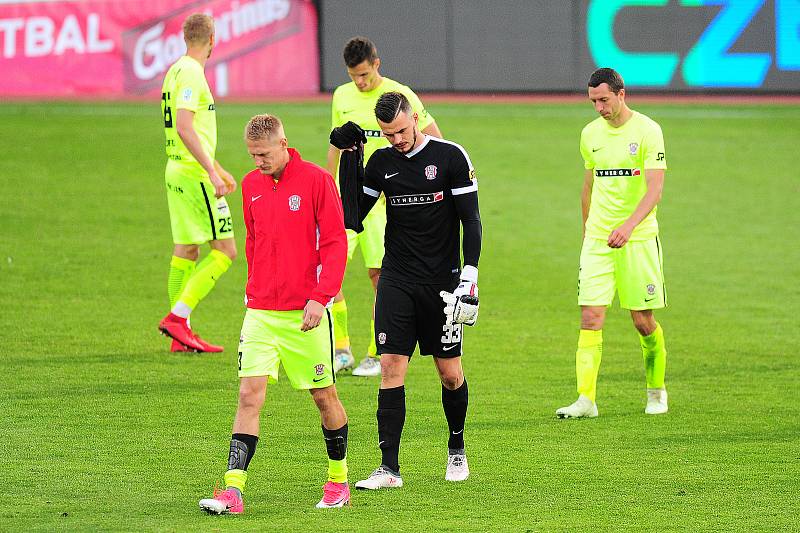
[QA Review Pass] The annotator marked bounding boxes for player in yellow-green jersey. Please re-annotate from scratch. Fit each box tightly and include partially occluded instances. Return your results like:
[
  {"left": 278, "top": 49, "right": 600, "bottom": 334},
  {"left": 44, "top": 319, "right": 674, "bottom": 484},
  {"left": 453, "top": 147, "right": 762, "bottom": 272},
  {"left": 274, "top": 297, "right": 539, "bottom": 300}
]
[
  {"left": 556, "top": 68, "right": 669, "bottom": 419},
  {"left": 157, "top": 13, "right": 237, "bottom": 353},
  {"left": 326, "top": 36, "right": 442, "bottom": 377}
]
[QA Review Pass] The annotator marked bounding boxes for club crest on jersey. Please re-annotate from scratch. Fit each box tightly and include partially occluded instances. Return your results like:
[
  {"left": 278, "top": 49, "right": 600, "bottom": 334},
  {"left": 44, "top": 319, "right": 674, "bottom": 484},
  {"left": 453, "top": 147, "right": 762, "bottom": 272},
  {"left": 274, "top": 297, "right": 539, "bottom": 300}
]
[
  {"left": 424, "top": 165, "right": 438, "bottom": 180},
  {"left": 314, "top": 364, "right": 325, "bottom": 376},
  {"left": 378, "top": 332, "right": 387, "bottom": 345},
  {"left": 629, "top": 142, "right": 639, "bottom": 155},
  {"left": 288, "top": 195, "right": 301, "bottom": 211},
  {"left": 647, "top": 284, "right": 656, "bottom": 295}
]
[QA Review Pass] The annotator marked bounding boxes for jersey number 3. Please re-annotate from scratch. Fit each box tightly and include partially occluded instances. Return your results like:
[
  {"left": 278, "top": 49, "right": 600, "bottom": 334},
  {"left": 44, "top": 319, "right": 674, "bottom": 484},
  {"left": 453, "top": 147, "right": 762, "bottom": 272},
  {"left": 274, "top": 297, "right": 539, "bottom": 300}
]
[{"left": 161, "top": 92, "right": 173, "bottom": 128}]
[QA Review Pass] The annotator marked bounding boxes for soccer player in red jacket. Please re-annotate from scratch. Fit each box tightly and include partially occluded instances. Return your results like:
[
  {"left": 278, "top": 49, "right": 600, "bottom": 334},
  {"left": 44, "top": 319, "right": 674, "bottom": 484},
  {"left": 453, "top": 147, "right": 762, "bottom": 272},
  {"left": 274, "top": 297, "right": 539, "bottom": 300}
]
[{"left": 199, "top": 114, "right": 351, "bottom": 513}]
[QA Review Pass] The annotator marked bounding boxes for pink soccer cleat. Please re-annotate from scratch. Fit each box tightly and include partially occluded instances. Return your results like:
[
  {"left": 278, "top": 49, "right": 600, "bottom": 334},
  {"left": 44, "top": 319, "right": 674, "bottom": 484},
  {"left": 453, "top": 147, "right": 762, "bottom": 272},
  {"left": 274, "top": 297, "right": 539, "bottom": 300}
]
[
  {"left": 159, "top": 313, "right": 204, "bottom": 352},
  {"left": 170, "top": 338, "right": 194, "bottom": 352},
  {"left": 315, "top": 481, "right": 351, "bottom": 508},
  {"left": 199, "top": 487, "right": 244, "bottom": 515},
  {"left": 190, "top": 332, "right": 224, "bottom": 353}
]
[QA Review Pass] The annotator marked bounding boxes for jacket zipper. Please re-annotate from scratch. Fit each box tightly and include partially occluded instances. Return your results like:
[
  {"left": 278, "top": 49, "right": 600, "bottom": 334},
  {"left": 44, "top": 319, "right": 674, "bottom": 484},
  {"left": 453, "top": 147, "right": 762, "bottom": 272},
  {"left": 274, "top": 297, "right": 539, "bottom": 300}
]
[{"left": 271, "top": 180, "right": 278, "bottom": 308}]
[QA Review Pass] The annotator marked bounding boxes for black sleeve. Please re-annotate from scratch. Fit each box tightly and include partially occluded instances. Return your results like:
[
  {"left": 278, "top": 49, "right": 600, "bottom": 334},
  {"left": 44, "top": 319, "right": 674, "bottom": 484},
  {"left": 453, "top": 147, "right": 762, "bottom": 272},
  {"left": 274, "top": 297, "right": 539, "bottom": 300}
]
[
  {"left": 331, "top": 122, "right": 372, "bottom": 232},
  {"left": 449, "top": 145, "right": 481, "bottom": 268},
  {"left": 454, "top": 191, "right": 481, "bottom": 269},
  {"left": 353, "top": 154, "right": 381, "bottom": 231},
  {"left": 337, "top": 147, "right": 365, "bottom": 232}
]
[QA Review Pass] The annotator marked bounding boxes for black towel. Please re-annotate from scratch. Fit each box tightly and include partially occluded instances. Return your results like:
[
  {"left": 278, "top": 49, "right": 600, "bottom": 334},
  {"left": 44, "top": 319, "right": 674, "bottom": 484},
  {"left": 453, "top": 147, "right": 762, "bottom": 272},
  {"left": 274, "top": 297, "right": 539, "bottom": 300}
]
[{"left": 330, "top": 121, "right": 368, "bottom": 232}]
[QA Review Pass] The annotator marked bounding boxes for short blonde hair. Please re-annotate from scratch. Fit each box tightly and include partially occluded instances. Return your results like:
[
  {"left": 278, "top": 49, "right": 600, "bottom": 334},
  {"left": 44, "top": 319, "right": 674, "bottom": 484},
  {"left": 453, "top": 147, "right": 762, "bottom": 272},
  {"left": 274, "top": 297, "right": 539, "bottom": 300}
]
[
  {"left": 183, "top": 14, "right": 214, "bottom": 46},
  {"left": 245, "top": 114, "right": 285, "bottom": 141}
]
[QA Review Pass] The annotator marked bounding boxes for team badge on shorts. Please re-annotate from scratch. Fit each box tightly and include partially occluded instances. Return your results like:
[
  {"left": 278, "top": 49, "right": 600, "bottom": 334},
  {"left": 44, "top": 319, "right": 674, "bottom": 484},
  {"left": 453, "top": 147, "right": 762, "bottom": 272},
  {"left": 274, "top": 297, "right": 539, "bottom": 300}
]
[
  {"left": 629, "top": 142, "right": 639, "bottom": 155},
  {"left": 646, "top": 283, "right": 656, "bottom": 295},
  {"left": 378, "top": 332, "right": 387, "bottom": 345},
  {"left": 424, "top": 165, "right": 438, "bottom": 180},
  {"left": 314, "top": 364, "right": 325, "bottom": 376},
  {"left": 288, "top": 195, "right": 301, "bottom": 211}
]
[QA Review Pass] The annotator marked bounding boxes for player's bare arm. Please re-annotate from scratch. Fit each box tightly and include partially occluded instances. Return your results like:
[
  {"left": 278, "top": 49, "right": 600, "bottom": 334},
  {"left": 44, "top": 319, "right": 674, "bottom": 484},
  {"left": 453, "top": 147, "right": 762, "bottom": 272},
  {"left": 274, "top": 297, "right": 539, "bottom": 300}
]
[
  {"left": 176, "top": 108, "right": 226, "bottom": 197},
  {"left": 582, "top": 169, "right": 593, "bottom": 238},
  {"left": 326, "top": 144, "right": 341, "bottom": 176},
  {"left": 607, "top": 168, "right": 664, "bottom": 248},
  {"left": 421, "top": 121, "right": 443, "bottom": 138}
]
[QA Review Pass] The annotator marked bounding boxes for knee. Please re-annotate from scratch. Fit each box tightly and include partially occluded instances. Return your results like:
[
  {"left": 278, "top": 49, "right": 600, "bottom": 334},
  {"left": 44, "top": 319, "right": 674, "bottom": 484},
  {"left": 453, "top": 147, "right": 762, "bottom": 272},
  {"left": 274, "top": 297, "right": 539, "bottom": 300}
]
[
  {"left": 380, "top": 360, "right": 404, "bottom": 385},
  {"left": 440, "top": 372, "right": 463, "bottom": 391},
  {"left": 311, "top": 387, "right": 337, "bottom": 410},
  {"left": 581, "top": 309, "right": 605, "bottom": 330},
  {"left": 176, "top": 245, "right": 200, "bottom": 262},
  {"left": 221, "top": 245, "right": 237, "bottom": 262},
  {"left": 368, "top": 269, "right": 381, "bottom": 289},
  {"left": 632, "top": 314, "right": 656, "bottom": 336},
  {"left": 238, "top": 385, "right": 265, "bottom": 411}
]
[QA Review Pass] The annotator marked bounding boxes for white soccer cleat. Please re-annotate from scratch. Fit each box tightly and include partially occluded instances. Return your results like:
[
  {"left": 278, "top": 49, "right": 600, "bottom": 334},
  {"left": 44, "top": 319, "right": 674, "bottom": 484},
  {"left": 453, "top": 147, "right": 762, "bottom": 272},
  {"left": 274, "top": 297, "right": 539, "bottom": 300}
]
[
  {"left": 354, "top": 466, "right": 403, "bottom": 490},
  {"left": 352, "top": 357, "right": 381, "bottom": 377},
  {"left": 333, "top": 348, "right": 355, "bottom": 373},
  {"left": 556, "top": 394, "right": 599, "bottom": 419},
  {"left": 645, "top": 388, "right": 668, "bottom": 415},
  {"left": 445, "top": 453, "right": 469, "bottom": 482}
]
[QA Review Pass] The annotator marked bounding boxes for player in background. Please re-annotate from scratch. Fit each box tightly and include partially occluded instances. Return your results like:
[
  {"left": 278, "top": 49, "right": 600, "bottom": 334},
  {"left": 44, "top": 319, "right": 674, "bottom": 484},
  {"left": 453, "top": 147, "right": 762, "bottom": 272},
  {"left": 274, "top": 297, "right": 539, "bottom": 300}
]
[
  {"left": 199, "top": 115, "right": 350, "bottom": 514},
  {"left": 327, "top": 36, "right": 442, "bottom": 377},
  {"left": 557, "top": 68, "right": 669, "bottom": 419},
  {"left": 157, "top": 14, "right": 237, "bottom": 353},
  {"left": 337, "top": 92, "right": 481, "bottom": 488}
]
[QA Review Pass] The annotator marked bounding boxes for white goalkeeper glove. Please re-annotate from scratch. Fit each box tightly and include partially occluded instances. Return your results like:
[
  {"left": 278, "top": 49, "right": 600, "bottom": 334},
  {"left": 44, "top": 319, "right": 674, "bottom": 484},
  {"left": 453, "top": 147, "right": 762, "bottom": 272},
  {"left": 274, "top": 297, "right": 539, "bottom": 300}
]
[{"left": 439, "top": 266, "right": 479, "bottom": 326}]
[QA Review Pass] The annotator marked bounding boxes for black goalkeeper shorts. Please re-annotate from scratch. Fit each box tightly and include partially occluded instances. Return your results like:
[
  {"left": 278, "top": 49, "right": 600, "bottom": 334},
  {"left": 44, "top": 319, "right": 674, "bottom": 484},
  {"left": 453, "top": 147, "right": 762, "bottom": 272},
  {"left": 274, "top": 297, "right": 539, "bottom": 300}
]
[{"left": 374, "top": 275, "right": 463, "bottom": 358}]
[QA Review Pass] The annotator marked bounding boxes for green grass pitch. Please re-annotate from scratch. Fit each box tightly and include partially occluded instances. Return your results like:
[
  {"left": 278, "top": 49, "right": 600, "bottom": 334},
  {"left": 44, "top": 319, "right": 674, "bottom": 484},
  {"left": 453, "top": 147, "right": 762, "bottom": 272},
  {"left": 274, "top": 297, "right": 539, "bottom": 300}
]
[{"left": 1, "top": 100, "right": 798, "bottom": 531}]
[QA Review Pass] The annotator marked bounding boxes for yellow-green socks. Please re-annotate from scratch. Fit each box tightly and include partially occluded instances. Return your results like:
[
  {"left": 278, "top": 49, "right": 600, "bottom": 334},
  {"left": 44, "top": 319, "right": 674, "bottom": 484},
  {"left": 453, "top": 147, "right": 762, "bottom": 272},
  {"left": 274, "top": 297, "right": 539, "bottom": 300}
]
[
  {"left": 328, "top": 459, "right": 348, "bottom": 483},
  {"left": 178, "top": 249, "right": 232, "bottom": 309},
  {"left": 224, "top": 469, "right": 247, "bottom": 492},
  {"left": 367, "top": 319, "right": 378, "bottom": 358},
  {"left": 576, "top": 329, "right": 603, "bottom": 402},
  {"left": 332, "top": 300, "right": 350, "bottom": 350},
  {"left": 640, "top": 323, "right": 667, "bottom": 389},
  {"left": 168, "top": 255, "right": 196, "bottom": 307}
]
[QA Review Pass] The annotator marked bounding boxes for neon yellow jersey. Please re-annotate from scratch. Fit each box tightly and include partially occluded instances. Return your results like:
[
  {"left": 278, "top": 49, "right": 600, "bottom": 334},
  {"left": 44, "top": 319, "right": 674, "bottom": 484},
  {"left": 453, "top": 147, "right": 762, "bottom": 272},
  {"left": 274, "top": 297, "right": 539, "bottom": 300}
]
[
  {"left": 331, "top": 77, "right": 435, "bottom": 164},
  {"left": 161, "top": 55, "right": 216, "bottom": 169},
  {"left": 580, "top": 111, "right": 667, "bottom": 241}
]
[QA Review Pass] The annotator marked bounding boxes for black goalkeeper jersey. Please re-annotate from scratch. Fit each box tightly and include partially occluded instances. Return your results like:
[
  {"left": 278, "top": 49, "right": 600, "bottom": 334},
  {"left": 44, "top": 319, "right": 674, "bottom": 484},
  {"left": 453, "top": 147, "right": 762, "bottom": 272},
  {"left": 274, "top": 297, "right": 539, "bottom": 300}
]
[{"left": 364, "top": 135, "right": 479, "bottom": 284}]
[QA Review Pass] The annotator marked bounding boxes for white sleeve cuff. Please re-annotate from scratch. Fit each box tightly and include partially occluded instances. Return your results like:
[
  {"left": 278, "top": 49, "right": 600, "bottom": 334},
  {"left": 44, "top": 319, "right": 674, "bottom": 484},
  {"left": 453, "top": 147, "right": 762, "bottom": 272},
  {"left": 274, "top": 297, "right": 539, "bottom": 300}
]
[{"left": 460, "top": 265, "right": 478, "bottom": 283}]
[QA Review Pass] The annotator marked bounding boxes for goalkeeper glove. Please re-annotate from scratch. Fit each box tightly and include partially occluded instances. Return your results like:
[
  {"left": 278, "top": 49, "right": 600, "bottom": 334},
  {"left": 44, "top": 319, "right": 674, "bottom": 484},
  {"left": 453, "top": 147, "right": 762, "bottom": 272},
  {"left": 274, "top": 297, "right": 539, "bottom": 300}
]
[{"left": 439, "top": 266, "right": 479, "bottom": 326}]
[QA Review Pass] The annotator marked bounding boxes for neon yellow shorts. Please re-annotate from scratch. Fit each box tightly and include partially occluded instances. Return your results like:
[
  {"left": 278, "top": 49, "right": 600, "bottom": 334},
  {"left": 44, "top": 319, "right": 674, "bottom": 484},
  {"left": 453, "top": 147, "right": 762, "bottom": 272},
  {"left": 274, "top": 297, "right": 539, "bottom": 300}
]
[
  {"left": 347, "top": 199, "right": 386, "bottom": 268},
  {"left": 165, "top": 162, "right": 234, "bottom": 245},
  {"left": 237, "top": 308, "right": 335, "bottom": 389},
  {"left": 578, "top": 236, "right": 666, "bottom": 310}
]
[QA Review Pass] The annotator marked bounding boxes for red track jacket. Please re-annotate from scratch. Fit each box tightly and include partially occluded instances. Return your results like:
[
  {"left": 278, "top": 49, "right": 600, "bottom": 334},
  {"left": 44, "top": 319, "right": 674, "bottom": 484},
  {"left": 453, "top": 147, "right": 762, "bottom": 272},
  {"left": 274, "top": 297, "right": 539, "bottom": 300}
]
[{"left": 241, "top": 148, "right": 347, "bottom": 311}]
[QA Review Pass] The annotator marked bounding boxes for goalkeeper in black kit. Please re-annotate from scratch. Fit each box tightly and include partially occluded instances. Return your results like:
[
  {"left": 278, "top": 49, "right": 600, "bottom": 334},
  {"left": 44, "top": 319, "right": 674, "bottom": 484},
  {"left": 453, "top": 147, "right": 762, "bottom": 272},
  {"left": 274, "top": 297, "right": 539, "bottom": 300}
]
[{"left": 331, "top": 91, "right": 482, "bottom": 489}]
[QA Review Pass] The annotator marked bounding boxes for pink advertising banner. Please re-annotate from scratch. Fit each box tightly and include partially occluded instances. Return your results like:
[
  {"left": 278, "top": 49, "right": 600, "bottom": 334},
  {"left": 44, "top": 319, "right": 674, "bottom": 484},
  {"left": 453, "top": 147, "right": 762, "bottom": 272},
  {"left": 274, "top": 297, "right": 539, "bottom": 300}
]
[{"left": 0, "top": 0, "right": 319, "bottom": 98}]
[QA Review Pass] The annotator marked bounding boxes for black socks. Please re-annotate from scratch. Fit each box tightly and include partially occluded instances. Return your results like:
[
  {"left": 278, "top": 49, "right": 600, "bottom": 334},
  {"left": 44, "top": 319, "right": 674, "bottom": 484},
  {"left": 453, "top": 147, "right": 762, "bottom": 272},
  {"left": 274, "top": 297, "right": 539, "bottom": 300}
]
[
  {"left": 442, "top": 379, "right": 468, "bottom": 451},
  {"left": 377, "top": 386, "right": 406, "bottom": 473},
  {"left": 322, "top": 423, "right": 349, "bottom": 460},
  {"left": 229, "top": 433, "right": 259, "bottom": 471}
]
